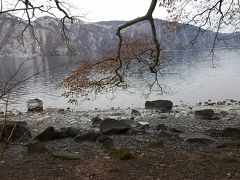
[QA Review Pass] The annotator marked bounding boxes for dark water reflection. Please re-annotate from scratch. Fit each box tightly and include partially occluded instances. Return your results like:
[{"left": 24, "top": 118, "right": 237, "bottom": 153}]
[{"left": 0, "top": 49, "right": 240, "bottom": 111}]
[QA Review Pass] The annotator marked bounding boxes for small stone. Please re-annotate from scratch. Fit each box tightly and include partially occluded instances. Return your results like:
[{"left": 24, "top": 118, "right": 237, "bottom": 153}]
[
  {"left": 0, "top": 160, "right": 5, "bottom": 164},
  {"left": 27, "top": 99, "right": 43, "bottom": 112},
  {"left": 136, "top": 122, "right": 150, "bottom": 130}
]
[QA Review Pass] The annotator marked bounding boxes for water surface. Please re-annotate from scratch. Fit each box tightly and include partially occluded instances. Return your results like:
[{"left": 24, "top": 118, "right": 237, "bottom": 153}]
[{"left": 0, "top": 49, "right": 240, "bottom": 111}]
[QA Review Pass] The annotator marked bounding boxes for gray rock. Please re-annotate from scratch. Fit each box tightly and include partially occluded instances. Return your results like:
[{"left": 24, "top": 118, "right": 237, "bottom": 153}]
[
  {"left": 194, "top": 109, "right": 215, "bottom": 119},
  {"left": 109, "top": 148, "right": 135, "bottom": 160},
  {"left": 0, "top": 121, "right": 31, "bottom": 142},
  {"left": 74, "top": 130, "right": 100, "bottom": 142},
  {"left": 180, "top": 132, "right": 216, "bottom": 144},
  {"left": 35, "top": 126, "right": 68, "bottom": 142},
  {"left": 145, "top": 100, "right": 173, "bottom": 112},
  {"left": 26, "top": 141, "right": 48, "bottom": 154},
  {"left": 222, "top": 127, "right": 240, "bottom": 139},
  {"left": 100, "top": 118, "right": 131, "bottom": 134},
  {"left": 27, "top": 99, "right": 43, "bottom": 112}
]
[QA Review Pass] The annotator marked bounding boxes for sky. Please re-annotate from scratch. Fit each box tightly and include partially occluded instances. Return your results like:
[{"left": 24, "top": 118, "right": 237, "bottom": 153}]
[
  {"left": 2, "top": 0, "right": 168, "bottom": 22},
  {"left": 59, "top": 0, "right": 168, "bottom": 22}
]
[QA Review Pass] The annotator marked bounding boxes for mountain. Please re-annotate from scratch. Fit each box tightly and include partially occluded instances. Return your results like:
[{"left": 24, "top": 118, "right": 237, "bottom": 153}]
[{"left": 0, "top": 13, "right": 239, "bottom": 58}]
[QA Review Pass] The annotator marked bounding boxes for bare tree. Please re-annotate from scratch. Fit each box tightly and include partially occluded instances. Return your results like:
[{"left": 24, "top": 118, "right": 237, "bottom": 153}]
[{"left": 61, "top": 0, "right": 240, "bottom": 102}]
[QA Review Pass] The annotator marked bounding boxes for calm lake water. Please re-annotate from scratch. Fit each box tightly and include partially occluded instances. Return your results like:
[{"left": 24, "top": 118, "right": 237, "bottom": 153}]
[{"left": 0, "top": 49, "right": 240, "bottom": 111}]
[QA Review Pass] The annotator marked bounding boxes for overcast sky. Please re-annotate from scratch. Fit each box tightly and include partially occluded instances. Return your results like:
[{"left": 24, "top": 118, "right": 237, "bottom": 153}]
[
  {"left": 69, "top": 0, "right": 168, "bottom": 22},
  {"left": 3, "top": 0, "right": 168, "bottom": 22}
]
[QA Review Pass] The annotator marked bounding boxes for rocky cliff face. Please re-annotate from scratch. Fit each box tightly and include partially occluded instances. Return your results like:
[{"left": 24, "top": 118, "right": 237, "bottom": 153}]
[{"left": 0, "top": 13, "right": 239, "bottom": 58}]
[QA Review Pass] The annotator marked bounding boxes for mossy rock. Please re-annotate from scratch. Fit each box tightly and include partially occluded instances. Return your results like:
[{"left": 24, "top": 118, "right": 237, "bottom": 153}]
[
  {"left": 109, "top": 148, "right": 135, "bottom": 160},
  {"left": 52, "top": 151, "right": 80, "bottom": 160}
]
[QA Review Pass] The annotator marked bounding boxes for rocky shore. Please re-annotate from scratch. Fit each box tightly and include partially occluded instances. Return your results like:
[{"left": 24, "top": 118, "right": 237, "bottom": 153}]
[{"left": 0, "top": 99, "right": 240, "bottom": 179}]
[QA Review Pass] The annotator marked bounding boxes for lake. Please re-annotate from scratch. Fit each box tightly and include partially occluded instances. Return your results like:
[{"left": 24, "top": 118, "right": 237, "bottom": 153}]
[{"left": 0, "top": 49, "right": 240, "bottom": 111}]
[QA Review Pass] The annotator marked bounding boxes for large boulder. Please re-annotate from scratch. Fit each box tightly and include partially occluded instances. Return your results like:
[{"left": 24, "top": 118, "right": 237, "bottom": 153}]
[
  {"left": 222, "top": 128, "right": 240, "bottom": 139},
  {"left": 194, "top": 109, "right": 215, "bottom": 120},
  {"left": 34, "top": 126, "right": 77, "bottom": 141},
  {"left": 0, "top": 121, "right": 31, "bottom": 142},
  {"left": 145, "top": 100, "right": 173, "bottom": 112},
  {"left": 27, "top": 99, "right": 43, "bottom": 112},
  {"left": 100, "top": 118, "right": 131, "bottom": 134}
]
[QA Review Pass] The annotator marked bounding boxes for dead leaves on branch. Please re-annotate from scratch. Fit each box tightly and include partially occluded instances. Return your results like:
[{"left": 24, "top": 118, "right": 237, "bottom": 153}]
[{"left": 60, "top": 37, "right": 164, "bottom": 103}]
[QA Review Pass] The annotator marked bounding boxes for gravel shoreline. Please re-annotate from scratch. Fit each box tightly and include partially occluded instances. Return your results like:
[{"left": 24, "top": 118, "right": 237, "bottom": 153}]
[
  {"left": 3, "top": 102, "right": 239, "bottom": 134},
  {"left": 1, "top": 102, "right": 240, "bottom": 179}
]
